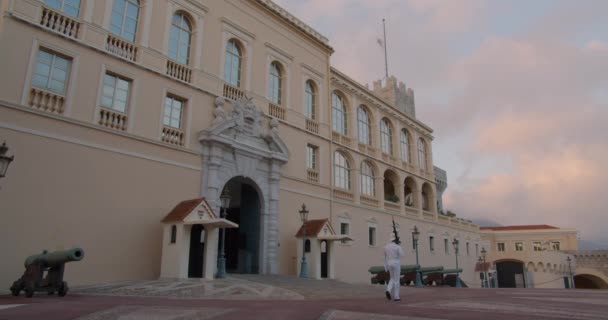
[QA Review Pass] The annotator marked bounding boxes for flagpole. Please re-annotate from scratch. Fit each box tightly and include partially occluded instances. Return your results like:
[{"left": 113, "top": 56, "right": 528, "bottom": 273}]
[{"left": 382, "top": 18, "right": 389, "bottom": 79}]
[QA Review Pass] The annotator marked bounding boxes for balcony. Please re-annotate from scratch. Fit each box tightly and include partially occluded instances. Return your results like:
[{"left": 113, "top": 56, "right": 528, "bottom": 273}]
[
  {"left": 384, "top": 201, "right": 401, "bottom": 212},
  {"left": 333, "top": 189, "right": 353, "bottom": 201},
  {"left": 166, "top": 60, "right": 192, "bottom": 83},
  {"left": 98, "top": 107, "right": 127, "bottom": 131},
  {"left": 161, "top": 126, "right": 185, "bottom": 146},
  {"left": 223, "top": 83, "right": 244, "bottom": 101},
  {"left": 268, "top": 102, "right": 286, "bottom": 120},
  {"left": 305, "top": 118, "right": 319, "bottom": 134},
  {"left": 40, "top": 6, "right": 80, "bottom": 39},
  {"left": 28, "top": 87, "right": 65, "bottom": 114},
  {"left": 332, "top": 132, "right": 351, "bottom": 147},
  {"left": 405, "top": 206, "right": 418, "bottom": 217},
  {"left": 106, "top": 34, "right": 137, "bottom": 62},
  {"left": 360, "top": 195, "right": 379, "bottom": 207},
  {"left": 423, "top": 210, "right": 434, "bottom": 220},
  {"left": 306, "top": 169, "right": 319, "bottom": 183}
]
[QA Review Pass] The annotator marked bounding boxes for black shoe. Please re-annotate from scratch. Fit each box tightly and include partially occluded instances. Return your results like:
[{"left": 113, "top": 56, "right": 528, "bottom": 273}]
[
  {"left": 385, "top": 291, "right": 391, "bottom": 300},
  {"left": 394, "top": 299, "right": 401, "bottom": 302}
]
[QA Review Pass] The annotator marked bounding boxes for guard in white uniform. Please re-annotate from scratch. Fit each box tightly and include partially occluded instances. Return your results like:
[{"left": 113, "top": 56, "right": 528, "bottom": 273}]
[{"left": 384, "top": 236, "right": 404, "bottom": 301}]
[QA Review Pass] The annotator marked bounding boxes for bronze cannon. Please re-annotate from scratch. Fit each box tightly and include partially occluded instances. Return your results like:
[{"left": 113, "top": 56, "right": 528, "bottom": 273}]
[{"left": 10, "top": 248, "right": 84, "bottom": 297}]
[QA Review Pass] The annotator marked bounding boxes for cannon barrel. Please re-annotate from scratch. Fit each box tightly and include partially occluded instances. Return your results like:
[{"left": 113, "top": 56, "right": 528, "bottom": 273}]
[{"left": 24, "top": 248, "right": 85, "bottom": 268}]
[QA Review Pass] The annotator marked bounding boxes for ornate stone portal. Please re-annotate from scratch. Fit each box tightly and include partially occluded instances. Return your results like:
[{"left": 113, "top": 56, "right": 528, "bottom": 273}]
[{"left": 198, "top": 97, "right": 289, "bottom": 275}]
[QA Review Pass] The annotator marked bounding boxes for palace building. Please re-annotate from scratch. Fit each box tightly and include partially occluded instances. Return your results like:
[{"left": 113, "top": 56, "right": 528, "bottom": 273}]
[{"left": 1, "top": 0, "right": 490, "bottom": 287}]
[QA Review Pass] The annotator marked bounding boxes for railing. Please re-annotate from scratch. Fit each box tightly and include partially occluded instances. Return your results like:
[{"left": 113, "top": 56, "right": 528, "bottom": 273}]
[
  {"left": 305, "top": 118, "right": 319, "bottom": 134},
  {"left": 223, "top": 83, "right": 244, "bottom": 101},
  {"left": 268, "top": 102, "right": 286, "bottom": 120},
  {"left": 106, "top": 34, "right": 137, "bottom": 62},
  {"left": 28, "top": 87, "right": 65, "bottom": 114},
  {"left": 161, "top": 126, "right": 185, "bottom": 146},
  {"left": 438, "top": 215, "right": 450, "bottom": 224},
  {"left": 360, "top": 195, "right": 379, "bottom": 207},
  {"left": 333, "top": 189, "right": 353, "bottom": 201},
  {"left": 332, "top": 132, "right": 351, "bottom": 146},
  {"left": 384, "top": 201, "right": 401, "bottom": 212},
  {"left": 166, "top": 60, "right": 192, "bottom": 83},
  {"left": 405, "top": 206, "right": 418, "bottom": 217},
  {"left": 98, "top": 107, "right": 127, "bottom": 131},
  {"left": 306, "top": 169, "right": 319, "bottom": 183},
  {"left": 40, "top": 6, "right": 80, "bottom": 39},
  {"left": 423, "top": 210, "right": 434, "bottom": 220}
]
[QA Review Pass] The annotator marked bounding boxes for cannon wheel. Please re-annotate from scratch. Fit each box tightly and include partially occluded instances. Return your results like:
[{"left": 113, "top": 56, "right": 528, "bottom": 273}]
[{"left": 58, "top": 281, "right": 68, "bottom": 297}]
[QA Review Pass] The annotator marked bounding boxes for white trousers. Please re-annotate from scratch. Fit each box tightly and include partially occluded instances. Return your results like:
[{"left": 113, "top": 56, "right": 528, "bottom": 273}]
[{"left": 385, "top": 262, "right": 401, "bottom": 300}]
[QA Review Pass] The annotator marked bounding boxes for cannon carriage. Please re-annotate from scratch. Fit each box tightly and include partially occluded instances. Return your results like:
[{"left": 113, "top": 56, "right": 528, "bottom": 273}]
[{"left": 10, "top": 248, "right": 84, "bottom": 298}]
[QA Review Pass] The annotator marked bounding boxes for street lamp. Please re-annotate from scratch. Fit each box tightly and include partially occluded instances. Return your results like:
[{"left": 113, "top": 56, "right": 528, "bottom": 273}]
[
  {"left": 216, "top": 187, "right": 231, "bottom": 278},
  {"left": 567, "top": 256, "right": 575, "bottom": 289},
  {"left": 0, "top": 141, "right": 15, "bottom": 179},
  {"left": 477, "top": 256, "right": 484, "bottom": 288},
  {"left": 411, "top": 226, "right": 422, "bottom": 287},
  {"left": 452, "top": 238, "right": 461, "bottom": 288},
  {"left": 481, "top": 247, "right": 488, "bottom": 288},
  {"left": 299, "top": 203, "right": 309, "bottom": 278}
]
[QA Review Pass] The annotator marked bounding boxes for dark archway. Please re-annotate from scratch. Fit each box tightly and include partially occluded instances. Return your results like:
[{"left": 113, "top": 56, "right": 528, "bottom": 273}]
[
  {"left": 496, "top": 260, "right": 526, "bottom": 288},
  {"left": 574, "top": 274, "right": 608, "bottom": 289},
  {"left": 188, "top": 224, "right": 205, "bottom": 278},
  {"left": 321, "top": 240, "right": 328, "bottom": 278},
  {"left": 221, "top": 177, "right": 262, "bottom": 274}
]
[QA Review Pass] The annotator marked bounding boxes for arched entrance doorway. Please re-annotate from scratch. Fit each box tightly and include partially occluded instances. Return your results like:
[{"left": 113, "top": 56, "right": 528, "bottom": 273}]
[
  {"left": 496, "top": 260, "right": 526, "bottom": 288},
  {"left": 320, "top": 240, "right": 328, "bottom": 278},
  {"left": 221, "top": 177, "right": 262, "bottom": 274},
  {"left": 574, "top": 274, "right": 608, "bottom": 289},
  {"left": 188, "top": 224, "right": 205, "bottom": 278}
]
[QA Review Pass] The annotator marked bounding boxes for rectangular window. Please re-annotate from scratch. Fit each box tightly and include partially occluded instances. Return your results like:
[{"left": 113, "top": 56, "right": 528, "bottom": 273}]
[
  {"left": 368, "top": 226, "right": 376, "bottom": 246},
  {"left": 497, "top": 242, "right": 505, "bottom": 252},
  {"left": 466, "top": 242, "right": 470, "bottom": 255},
  {"left": 340, "top": 222, "right": 350, "bottom": 244},
  {"left": 45, "top": 0, "right": 81, "bottom": 17},
  {"left": 32, "top": 49, "right": 71, "bottom": 94},
  {"left": 552, "top": 242, "right": 561, "bottom": 251},
  {"left": 429, "top": 236, "right": 434, "bottom": 252},
  {"left": 306, "top": 144, "right": 317, "bottom": 170},
  {"left": 533, "top": 241, "right": 542, "bottom": 251},
  {"left": 515, "top": 242, "right": 524, "bottom": 251},
  {"left": 101, "top": 73, "right": 131, "bottom": 113},
  {"left": 163, "top": 95, "right": 184, "bottom": 128},
  {"left": 444, "top": 238, "right": 449, "bottom": 255},
  {"left": 475, "top": 243, "right": 479, "bottom": 256}
]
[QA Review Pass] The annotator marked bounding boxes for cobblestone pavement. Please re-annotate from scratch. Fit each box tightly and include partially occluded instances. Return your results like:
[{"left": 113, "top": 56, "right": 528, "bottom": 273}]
[{"left": 1, "top": 276, "right": 608, "bottom": 320}]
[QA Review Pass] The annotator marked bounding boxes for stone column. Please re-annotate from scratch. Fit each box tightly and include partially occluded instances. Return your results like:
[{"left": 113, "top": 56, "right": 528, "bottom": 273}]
[{"left": 265, "top": 160, "right": 282, "bottom": 274}]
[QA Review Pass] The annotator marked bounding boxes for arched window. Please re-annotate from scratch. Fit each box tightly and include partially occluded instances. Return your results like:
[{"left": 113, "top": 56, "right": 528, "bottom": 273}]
[
  {"left": 334, "top": 151, "right": 350, "bottom": 189},
  {"left": 360, "top": 161, "right": 375, "bottom": 196},
  {"left": 332, "top": 92, "right": 347, "bottom": 135},
  {"left": 304, "top": 239, "right": 311, "bottom": 253},
  {"left": 224, "top": 39, "right": 242, "bottom": 87},
  {"left": 421, "top": 190, "right": 429, "bottom": 210},
  {"left": 110, "top": 0, "right": 139, "bottom": 42},
  {"left": 268, "top": 61, "right": 282, "bottom": 104},
  {"left": 400, "top": 129, "right": 410, "bottom": 162},
  {"left": 380, "top": 119, "right": 393, "bottom": 155},
  {"left": 169, "top": 13, "right": 192, "bottom": 65},
  {"left": 304, "top": 80, "right": 316, "bottom": 119},
  {"left": 357, "top": 106, "right": 371, "bottom": 145},
  {"left": 170, "top": 225, "right": 177, "bottom": 244},
  {"left": 45, "top": 0, "right": 81, "bottom": 17},
  {"left": 418, "top": 138, "right": 427, "bottom": 171}
]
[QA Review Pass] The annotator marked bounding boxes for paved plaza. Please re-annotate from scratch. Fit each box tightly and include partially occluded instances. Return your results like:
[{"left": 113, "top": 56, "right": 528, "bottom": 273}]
[{"left": 1, "top": 276, "right": 607, "bottom": 319}]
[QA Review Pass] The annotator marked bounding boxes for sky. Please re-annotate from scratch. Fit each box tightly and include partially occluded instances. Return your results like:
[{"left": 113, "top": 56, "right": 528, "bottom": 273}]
[{"left": 274, "top": 0, "right": 608, "bottom": 247}]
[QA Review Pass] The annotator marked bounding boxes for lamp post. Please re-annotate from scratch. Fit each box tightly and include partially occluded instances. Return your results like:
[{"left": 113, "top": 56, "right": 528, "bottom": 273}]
[
  {"left": 477, "top": 256, "right": 484, "bottom": 288},
  {"left": 412, "top": 226, "right": 422, "bottom": 287},
  {"left": 481, "top": 247, "right": 488, "bottom": 288},
  {"left": 0, "top": 141, "right": 15, "bottom": 179},
  {"left": 567, "top": 256, "right": 575, "bottom": 289},
  {"left": 299, "top": 204, "right": 309, "bottom": 278},
  {"left": 216, "top": 187, "right": 231, "bottom": 278},
  {"left": 452, "top": 238, "right": 461, "bottom": 288}
]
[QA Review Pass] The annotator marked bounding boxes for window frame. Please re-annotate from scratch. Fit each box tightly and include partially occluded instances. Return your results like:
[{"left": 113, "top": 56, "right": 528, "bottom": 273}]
[
  {"left": 224, "top": 39, "right": 243, "bottom": 88},
  {"left": 417, "top": 138, "right": 428, "bottom": 171},
  {"left": 429, "top": 236, "right": 435, "bottom": 252},
  {"left": 334, "top": 151, "right": 351, "bottom": 190},
  {"left": 44, "top": 0, "right": 81, "bottom": 17},
  {"left": 304, "top": 80, "right": 316, "bottom": 120},
  {"left": 357, "top": 106, "right": 371, "bottom": 145},
  {"left": 360, "top": 161, "right": 375, "bottom": 197},
  {"left": 31, "top": 48, "right": 72, "bottom": 95},
  {"left": 380, "top": 119, "right": 392, "bottom": 155},
  {"left": 100, "top": 72, "right": 131, "bottom": 113},
  {"left": 497, "top": 242, "right": 506, "bottom": 252},
  {"left": 268, "top": 61, "right": 282, "bottom": 105},
  {"left": 163, "top": 94, "right": 185, "bottom": 129},
  {"left": 400, "top": 129, "right": 410, "bottom": 162},
  {"left": 110, "top": 0, "right": 140, "bottom": 42},
  {"left": 368, "top": 225, "right": 377, "bottom": 247},
  {"left": 332, "top": 92, "right": 347, "bottom": 135},
  {"left": 444, "top": 238, "right": 449, "bottom": 255},
  {"left": 168, "top": 12, "right": 192, "bottom": 65},
  {"left": 515, "top": 242, "right": 524, "bottom": 251},
  {"left": 306, "top": 144, "right": 318, "bottom": 171}
]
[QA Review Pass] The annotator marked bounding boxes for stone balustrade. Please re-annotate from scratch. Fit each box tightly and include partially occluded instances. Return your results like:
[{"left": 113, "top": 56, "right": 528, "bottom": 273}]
[
  {"left": 28, "top": 88, "right": 65, "bottom": 114},
  {"left": 423, "top": 210, "right": 434, "bottom": 220},
  {"left": 384, "top": 201, "right": 401, "bottom": 212},
  {"left": 166, "top": 60, "right": 192, "bottom": 83},
  {"left": 306, "top": 169, "right": 319, "bottom": 183},
  {"left": 333, "top": 189, "right": 353, "bottom": 201},
  {"left": 268, "top": 102, "right": 286, "bottom": 120},
  {"left": 98, "top": 107, "right": 128, "bottom": 131},
  {"left": 305, "top": 118, "right": 319, "bottom": 134},
  {"left": 106, "top": 34, "right": 137, "bottom": 62},
  {"left": 360, "top": 195, "right": 379, "bottom": 207},
  {"left": 161, "top": 126, "right": 185, "bottom": 146},
  {"left": 223, "top": 83, "right": 244, "bottom": 101},
  {"left": 40, "top": 6, "right": 80, "bottom": 39},
  {"left": 332, "top": 132, "right": 351, "bottom": 146}
]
